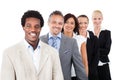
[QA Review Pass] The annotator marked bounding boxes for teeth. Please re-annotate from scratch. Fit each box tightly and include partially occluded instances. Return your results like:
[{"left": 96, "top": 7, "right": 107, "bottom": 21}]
[{"left": 30, "top": 33, "right": 36, "bottom": 36}]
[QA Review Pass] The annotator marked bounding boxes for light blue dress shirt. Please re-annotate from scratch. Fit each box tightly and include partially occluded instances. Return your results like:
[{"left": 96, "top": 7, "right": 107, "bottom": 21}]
[
  {"left": 48, "top": 32, "right": 61, "bottom": 52},
  {"left": 24, "top": 39, "right": 41, "bottom": 71}
]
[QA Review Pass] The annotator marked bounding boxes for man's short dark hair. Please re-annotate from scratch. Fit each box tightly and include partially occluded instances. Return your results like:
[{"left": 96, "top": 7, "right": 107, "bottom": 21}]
[
  {"left": 48, "top": 10, "right": 64, "bottom": 21},
  {"left": 21, "top": 10, "right": 44, "bottom": 27}
]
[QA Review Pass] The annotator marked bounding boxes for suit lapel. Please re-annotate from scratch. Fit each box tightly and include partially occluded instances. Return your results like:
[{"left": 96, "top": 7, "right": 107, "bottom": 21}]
[
  {"left": 18, "top": 41, "right": 49, "bottom": 75},
  {"left": 59, "top": 34, "right": 66, "bottom": 54},
  {"left": 18, "top": 41, "right": 37, "bottom": 74},
  {"left": 40, "top": 33, "right": 49, "bottom": 44},
  {"left": 37, "top": 41, "right": 49, "bottom": 74}
]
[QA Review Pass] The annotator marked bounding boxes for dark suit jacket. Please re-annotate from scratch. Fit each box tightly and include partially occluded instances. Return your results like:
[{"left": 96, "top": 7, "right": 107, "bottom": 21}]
[
  {"left": 87, "top": 31, "right": 100, "bottom": 80},
  {"left": 87, "top": 30, "right": 112, "bottom": 80},
  {"left": 98, "top": 30, "right": 112, "bottom": 62},
  {"left": 40, "top": 33, "right": 88, "bottom": 80}
]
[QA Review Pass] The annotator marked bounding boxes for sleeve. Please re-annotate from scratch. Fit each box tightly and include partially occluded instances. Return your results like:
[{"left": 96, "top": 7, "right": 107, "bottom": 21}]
[
  {"left": 72, "top": 39, "right": 88, "bottom": 80},
  {"left": 52, "top": 50, "right": 64, "bottom": 80},
  {"left": 89, "top": 35, "right": 100, "bottom": 75},
  {"left": 87, "top": 31, "right": 100, "bottom": 75},
  {"left": 1, "top": 50, "right": 16, "bottom": 80},
  {"left": 100, "top": 30, "right": 112, "bottom": 56}
]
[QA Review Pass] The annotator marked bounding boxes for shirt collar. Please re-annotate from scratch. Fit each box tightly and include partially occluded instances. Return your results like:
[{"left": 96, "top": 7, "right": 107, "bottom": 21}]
[
  {"left": 87, "top": 31, "right": 90, "bottom": 38},
  {"left": 24, "top": 39, "right": 40, "bottom": 49},
  {"left": 73, "top": 32, "right": 77, "bottom": 38},
  {"left": 90, "top": 27, "right": 105, "bottom": 34},
  {"left": 48, "top": 32, "right": 61, "bottom": 39}
]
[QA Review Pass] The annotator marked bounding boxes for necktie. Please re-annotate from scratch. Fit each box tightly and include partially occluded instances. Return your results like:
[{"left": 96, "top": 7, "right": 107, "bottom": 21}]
[{"left": 52, "top": 37, "right": 57, "bottom": 49}]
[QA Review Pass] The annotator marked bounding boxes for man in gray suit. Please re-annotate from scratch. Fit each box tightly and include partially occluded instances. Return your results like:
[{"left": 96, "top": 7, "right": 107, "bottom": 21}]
[{"left": 40, "top": 10, "right": 88, "bottom": 80}]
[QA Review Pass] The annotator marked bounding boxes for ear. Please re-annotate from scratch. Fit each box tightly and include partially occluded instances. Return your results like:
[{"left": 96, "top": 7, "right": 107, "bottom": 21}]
[{"left": 23, "top": 26, "right": 25, "bottom": 30}]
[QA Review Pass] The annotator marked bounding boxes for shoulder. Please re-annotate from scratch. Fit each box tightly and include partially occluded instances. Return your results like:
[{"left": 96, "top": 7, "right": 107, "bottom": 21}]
[
  {"left": 62, "top": 33, "right": 76, "bottom": 42},
  {"left": 100, "top": 27, "right": 110, "bottom": 32},
  {"left": 40, "top": 41, "right": 59, "bottom": 59},
  {"left": 4, "top": 41, "right": 22, "bottom": 51},
  {"left": 87, "top": 30, "right": 96, "bottom": 39},
  {"left": 40, "top": 34, "right": 48, "bottom": 39},
  {"left": 40, "top": 41, "right": 59, "bottom": 54},
  {"left": 40, "top": 34, "right": 48, "bottom": 43},
  {"left": 75, "top": 35, "right": 86, "bottom": 43},
  {"left": 101, "top": 29, "right": 111, "bottom": 35},
  {"left": 40, "top": 41, "right": 50, "bottom": 47},
  {"left": 88, "top": 30, "right": 94, "bottom": 35},
  {"left": 3, "top": 41, "right": 23, "bottom": 56}
]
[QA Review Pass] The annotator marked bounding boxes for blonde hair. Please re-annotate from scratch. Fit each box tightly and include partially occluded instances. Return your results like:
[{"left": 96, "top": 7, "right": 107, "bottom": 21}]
[{"left": 92, "top": 10, "right": 103, "bottom": 18}]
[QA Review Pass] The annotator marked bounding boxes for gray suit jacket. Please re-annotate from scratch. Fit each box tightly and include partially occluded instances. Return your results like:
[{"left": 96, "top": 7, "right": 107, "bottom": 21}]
[
  {"left": 40, "top": 33, "right": 88, "bottom": 80},
  {"left": 1, "top": 40, "right": 64, "bottom": 80}
]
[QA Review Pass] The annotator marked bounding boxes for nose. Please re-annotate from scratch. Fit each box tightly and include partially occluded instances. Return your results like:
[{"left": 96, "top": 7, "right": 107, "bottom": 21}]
[
  {"left": 55, "top": 23, "right": 60, "bottom": 28},
  {"left": 81, "top": 23, "right": 85, "bottom": 26},
  {"left": 29, "top": 26, "right": 37, "bottom": 32},
  {"left": 30, "top": 26, "right": 36, "bottom": 31}
]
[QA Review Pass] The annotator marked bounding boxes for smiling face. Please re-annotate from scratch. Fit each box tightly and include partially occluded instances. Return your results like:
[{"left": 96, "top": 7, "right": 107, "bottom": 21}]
[
  {"left": 92, "top": 11, "right": 103, "bottom": 28},
  {"left": 48, "top": 14, "right": 64, "bottom": 36},
  {"left": 64, "top": 17, "right": 75, "bottom": 33},
  {"left": 78, "top": 17, "right": 88, "bottom": 31},
  {"left": 23, "top": 17, "right": 41, "bottom": 45}
]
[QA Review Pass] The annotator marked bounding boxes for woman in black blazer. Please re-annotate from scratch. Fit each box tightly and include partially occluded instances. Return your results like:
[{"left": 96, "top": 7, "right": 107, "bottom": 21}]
[{"left": 92, "top": 10, "right": 112, "bottom": 80}]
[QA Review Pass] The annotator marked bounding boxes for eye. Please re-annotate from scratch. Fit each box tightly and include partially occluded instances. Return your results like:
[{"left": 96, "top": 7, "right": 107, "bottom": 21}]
[
  {"left": 71, "top": 22, "right": 74, "bottom": 25},
  {"left": 35, "top": 25, "right": 40, "bottom": 29},
  {"left": 85, "top": 22, "right": 88, "bottom": 24},
  {"left": 25, "top": 24, "right": 31, "bottom": 28},
  {"left": 51, "top": 21, "right": 56, "bottom": 24},
  {"left": 79, "top": 22, "right": 82, "bottom": 25},
  {"left": 98, "top": 18, "right": 101, "bottom": 20},
  {"left": 58, "top": 22, "right": 63, "bottom": 25}
]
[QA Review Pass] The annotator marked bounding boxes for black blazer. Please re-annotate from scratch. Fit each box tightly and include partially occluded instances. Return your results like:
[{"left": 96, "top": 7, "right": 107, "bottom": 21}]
[
  {"left": 87, "top": 31, "right": 100, "bottom": 79},
  {"left": 87, "top": 30, "right": 112, "bottom": 80},
  {"left": 98, "top": 30, "right": 112, "bottom": 62}
]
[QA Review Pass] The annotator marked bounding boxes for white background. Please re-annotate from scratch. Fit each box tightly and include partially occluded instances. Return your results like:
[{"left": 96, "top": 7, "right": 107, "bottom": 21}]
[{"left": 0, "top": 0, "right": 119, "bottom": 79}]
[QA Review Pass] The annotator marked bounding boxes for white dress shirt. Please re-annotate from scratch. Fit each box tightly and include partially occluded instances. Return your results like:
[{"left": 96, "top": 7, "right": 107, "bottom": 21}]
[
  {"left": 71, "top": 33, "right": 87, "bottom": 77},
  {"left": 24, "top": 39, "right": 41, "bottom": 71}
]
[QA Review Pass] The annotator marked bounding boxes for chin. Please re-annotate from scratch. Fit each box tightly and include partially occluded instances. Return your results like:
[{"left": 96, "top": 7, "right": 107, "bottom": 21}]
[{"left": 30, "top": 38, "right": 37, "bottom": 41}]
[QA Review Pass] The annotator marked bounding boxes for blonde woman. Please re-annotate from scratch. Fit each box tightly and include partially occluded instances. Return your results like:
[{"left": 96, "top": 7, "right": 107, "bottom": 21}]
[{"left": 92, "top": 10, "right": 112, "bottom": 80}]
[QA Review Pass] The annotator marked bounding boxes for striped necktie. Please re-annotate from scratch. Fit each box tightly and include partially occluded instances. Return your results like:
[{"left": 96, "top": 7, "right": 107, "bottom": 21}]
[{"left": 52, "top": 37, "right": 57, "bottom": 49}]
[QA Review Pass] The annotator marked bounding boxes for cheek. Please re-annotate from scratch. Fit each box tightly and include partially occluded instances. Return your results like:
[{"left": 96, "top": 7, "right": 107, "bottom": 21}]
[
  {"left": 37, "top": 29, "right": 41, "bottom": 34},
  {"left": 64, "top": 25, "right": 67, "bottom": 29},
  {"left": 60, "top": 26, "right": 63, "bottom": 30},
  {"left": 80, "top": 25, "right": 83, "bottom": 28},
  {"left": 99, "top": 21, "right": 102, "bottom": 23},
  {"left": 85, "top": 25, "right": 88, "bottom": 28},
  {"left": 72, "top": 25, "right": 75, "bottom": 29},
  {"left": 23, "top": 28, "right": 29, "bottom": 33}
]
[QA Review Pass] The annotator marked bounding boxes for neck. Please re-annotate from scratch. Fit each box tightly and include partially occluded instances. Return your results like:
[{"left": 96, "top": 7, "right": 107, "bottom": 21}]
[
  {"left": 94, "top": 26, "right": 101, "bottom": 30},
  {"left": 26, "top": 39, "right": 39, "bottom": 50},
  {"left": 94, "top": 26, "right": 101, "bottom": 37},
  {"left": 50, "top": 32, "right": 59, "bottom": 37},
  {"left": 79, "top": 30, "right": 87, "bottom": 38},
  {"left": 64, "top": 31, "right": 73, "bottom": 38}
]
